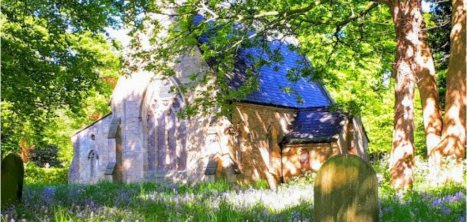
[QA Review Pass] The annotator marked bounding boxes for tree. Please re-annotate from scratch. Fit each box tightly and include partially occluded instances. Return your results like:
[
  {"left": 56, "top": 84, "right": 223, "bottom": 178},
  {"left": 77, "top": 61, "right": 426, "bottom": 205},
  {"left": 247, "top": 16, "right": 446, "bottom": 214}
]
[
  {"left": 385, "top": 0, "right": 443, "bottom": 191},
  {"left": 429, "top": 0, "right": 466, "bottom": 182},
  {"left": 1, "top": 0, "right": 122, "bottom": 154}
]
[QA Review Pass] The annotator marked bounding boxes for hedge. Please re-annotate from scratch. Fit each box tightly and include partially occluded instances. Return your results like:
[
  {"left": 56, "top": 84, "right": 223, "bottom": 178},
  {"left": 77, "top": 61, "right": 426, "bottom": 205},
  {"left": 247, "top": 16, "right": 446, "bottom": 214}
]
[{"left": 24, "top": 162, "right": 68, "bottom": 184}]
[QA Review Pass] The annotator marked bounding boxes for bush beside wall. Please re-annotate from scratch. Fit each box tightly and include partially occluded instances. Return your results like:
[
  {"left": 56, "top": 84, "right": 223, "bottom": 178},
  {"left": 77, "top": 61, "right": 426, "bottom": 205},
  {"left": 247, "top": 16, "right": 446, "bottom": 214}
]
[{"left": 24, "top": 162, "right": 68, "bottom": 184}]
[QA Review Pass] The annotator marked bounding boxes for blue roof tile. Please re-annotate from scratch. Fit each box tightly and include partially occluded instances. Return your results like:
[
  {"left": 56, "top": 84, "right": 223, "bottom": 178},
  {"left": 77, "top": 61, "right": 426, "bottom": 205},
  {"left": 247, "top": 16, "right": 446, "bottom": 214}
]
[
  {"left": 193, "top": 15, "right": 332, "bottom": 108},
  {"left": 227, "top": 40, "right": 332, "bottom": 108},
  {"left": 287, "top": 109, "right": 347, "bottom": 143}
]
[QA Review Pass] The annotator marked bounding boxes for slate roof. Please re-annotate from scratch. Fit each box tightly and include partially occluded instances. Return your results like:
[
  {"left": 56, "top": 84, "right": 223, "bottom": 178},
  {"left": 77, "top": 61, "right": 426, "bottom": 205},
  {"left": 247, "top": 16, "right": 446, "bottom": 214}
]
[
  {"left": 194, "top": 15, "right": 332, "bottom": 108},
  {"left": 227, "top": 41, "right": 333, "bottom": 108},
  {"left": 286, "top": 109, "right": 347, "bottom": 144},
  {"left": 194, "top": 15, "right": 345, "bottom": 141}
]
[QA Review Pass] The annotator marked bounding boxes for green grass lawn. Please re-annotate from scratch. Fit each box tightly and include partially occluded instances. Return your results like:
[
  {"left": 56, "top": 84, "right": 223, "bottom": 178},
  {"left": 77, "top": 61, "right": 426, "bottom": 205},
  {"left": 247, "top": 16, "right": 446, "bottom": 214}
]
[{"left": 1, "top": 158, "right": 465, "bottom": 221}]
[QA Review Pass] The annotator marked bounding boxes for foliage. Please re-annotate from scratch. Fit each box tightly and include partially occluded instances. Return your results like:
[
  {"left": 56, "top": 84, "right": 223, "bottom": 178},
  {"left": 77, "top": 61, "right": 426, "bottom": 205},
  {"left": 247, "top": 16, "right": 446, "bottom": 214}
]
[
  {"left": 29, "top": 145, "right": 61, "bottom": 168},
  {"left": 379, "top": 184, "right": 465, "bottom": 222},
  {"left": 414, "top": 91, "right": 429, "bottom": 157},
  {"left": 425, "top": 1, "right": 452, "bottom": 108},
  {"left": 42, "top": 90, "right": 116, "bottom": 166},
  {"left": 287, "top": 171, "right": 316, "bottom": 186},
  {"left": 23, "top": 162, "right": 68, "bottom": 185},
  {"left": 120, "top": 0, "right": 408, "bottom": 155},
  {"left": 125, "top": 0, "right": 395, "bottom": 118},
  {"left": 0, "top": 0, "right": 122, "bottom": 155}
]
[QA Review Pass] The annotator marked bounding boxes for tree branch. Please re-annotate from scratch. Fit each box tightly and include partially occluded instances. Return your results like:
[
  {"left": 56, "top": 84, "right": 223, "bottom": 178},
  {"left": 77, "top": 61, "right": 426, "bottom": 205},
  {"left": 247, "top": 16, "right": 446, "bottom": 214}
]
[
  {"left": 285, "top": 0, "right": 332, "bottom": 16},
  {"left": 335, "top": 2, "right": 380, "bottom": 27},
  {"left": 423, "top": 21, "right": 450, "bottom": 31},
  {"left": 232, "top": 0, "right": 332, "bottom": 21},
  {"left": 296, "top": 2, "right": 380, "bottom": 27}
]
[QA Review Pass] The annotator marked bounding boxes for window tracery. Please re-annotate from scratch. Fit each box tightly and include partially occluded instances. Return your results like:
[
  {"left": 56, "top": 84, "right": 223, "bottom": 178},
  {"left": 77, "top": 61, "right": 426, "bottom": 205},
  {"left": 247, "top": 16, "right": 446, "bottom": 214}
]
[{"left": 147, "top": 79, "right": 187, "bottom": 172}]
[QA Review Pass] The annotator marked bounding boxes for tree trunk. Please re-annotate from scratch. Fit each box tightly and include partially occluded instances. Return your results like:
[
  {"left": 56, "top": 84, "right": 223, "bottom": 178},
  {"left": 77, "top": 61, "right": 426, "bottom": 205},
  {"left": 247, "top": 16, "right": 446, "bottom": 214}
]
[
  {"left": 415, "top": 6, "right": 443, "bottom": 175},
  {"left": 430, "top": 0, "right": 466, "bottom": 182},
  {"left": 416, "top": 42, "right": 443, "bottom": 153},
  {"left": 387, "top": 0, "right": 425, "bottom": 191}
]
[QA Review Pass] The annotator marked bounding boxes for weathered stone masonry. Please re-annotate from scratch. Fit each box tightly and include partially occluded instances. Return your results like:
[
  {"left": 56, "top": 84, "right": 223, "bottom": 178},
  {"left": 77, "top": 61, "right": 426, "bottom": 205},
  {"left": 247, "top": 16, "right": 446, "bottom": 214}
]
[{"left": 69, "top": 41, "right": 369, "bottom": 188}]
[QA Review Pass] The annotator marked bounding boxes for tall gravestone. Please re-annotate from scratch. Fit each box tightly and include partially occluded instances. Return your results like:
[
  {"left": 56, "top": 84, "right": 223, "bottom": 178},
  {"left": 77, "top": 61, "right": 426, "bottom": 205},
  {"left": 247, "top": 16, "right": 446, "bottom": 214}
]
[
  {"left": 1, "top": 153, "right": 25, "bottom": 206},
  {"left": 314, "top": 154, "right": 378, "bottom": 222}
]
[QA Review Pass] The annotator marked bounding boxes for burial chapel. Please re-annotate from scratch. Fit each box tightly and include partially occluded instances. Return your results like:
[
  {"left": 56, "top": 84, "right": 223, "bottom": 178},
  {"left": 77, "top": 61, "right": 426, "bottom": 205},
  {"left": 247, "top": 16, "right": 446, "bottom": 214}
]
[{"left": 68, "top": 16, "right": 369, "bottom": 189}]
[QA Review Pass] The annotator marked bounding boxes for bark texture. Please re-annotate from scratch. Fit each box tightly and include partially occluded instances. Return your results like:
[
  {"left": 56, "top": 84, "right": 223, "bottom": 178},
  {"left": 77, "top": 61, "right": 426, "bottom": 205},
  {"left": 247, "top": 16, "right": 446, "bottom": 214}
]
[
  {"left": 430, "top": 0, "right": 466, "bottom": 180},
  {"left": 415, "top": 37, "right": 442, "bottom": 158},
  {"left": 387, "top": 0, "right": 426, "bottom": 191},
  {"left": 412, "top": 2, "right": 443, "bottom": 175}
]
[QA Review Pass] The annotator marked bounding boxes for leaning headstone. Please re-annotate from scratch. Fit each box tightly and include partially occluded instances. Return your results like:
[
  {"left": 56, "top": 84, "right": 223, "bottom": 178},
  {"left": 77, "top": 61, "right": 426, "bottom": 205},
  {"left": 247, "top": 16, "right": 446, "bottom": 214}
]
[
  {"left": 314, "top": 154, "right": 378, "bottom": 222},
  {"left": 1, "top": 153, "right": 25, "bottom": 206}
]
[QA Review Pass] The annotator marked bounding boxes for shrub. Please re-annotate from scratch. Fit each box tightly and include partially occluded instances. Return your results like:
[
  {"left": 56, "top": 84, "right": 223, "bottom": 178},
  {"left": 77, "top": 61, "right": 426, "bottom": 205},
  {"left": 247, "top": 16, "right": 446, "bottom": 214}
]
[
  {"left": 24, "top": 162, "right": 68, "bottom": 185},
  {"left": 29, "top": 144, "right": 62, "bottom": 168}
]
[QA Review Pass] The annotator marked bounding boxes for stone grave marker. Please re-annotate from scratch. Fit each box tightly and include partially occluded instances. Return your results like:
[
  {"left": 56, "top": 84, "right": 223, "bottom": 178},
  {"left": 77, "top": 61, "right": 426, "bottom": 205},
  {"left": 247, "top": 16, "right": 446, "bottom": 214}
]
[
  {"left": 1, "top": 153, "right": 25, "bottom": 206},
  {"left": 204, "top": 158, "right": 218, "bottom": 182},
  {"left": 314, "top": 154, "right": 378, "bottom": 222}
]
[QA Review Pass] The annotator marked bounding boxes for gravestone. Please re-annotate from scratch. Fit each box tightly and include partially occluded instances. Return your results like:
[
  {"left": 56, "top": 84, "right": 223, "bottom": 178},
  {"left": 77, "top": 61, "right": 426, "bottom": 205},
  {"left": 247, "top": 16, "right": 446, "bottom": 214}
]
[
  {"left": 314, "top": 154, "right": 378, "bottom": 222},
  {"left": 1, "top": 153, "right": 25, "bottom": 206},
  {"left": 204, "top": 158, "right": 218, "bottom": 182}
]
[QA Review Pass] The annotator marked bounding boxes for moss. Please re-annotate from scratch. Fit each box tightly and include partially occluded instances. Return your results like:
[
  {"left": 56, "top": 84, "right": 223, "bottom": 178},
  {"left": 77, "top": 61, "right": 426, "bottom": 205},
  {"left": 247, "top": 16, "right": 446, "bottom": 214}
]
[{"left": 314, "top": 154, "right": 379, "bottom": 222}]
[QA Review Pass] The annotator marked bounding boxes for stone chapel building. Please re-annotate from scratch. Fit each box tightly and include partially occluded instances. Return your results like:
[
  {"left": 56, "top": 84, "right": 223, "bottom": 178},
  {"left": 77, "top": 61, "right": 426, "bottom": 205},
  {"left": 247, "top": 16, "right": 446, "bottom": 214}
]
[{"left": 68, "top": 18, "right": 369, "bottom": 188}]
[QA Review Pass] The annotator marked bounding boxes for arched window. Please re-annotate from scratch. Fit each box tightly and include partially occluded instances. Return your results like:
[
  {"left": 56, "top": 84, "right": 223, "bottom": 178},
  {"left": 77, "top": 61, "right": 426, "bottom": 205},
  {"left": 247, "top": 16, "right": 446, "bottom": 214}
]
[
  {"left": 88, "top": 150, "right": 99, "bottom": 178},
  {"left": 147, "top": 79, "right": 187, "bottom": 173}
]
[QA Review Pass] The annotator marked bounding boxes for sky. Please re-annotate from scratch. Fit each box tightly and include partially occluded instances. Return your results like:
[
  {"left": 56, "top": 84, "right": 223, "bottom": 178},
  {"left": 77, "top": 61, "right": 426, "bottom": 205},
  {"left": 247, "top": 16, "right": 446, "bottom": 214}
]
[{"left": 106, "top": 27, "right": 131, "bottom": 49}]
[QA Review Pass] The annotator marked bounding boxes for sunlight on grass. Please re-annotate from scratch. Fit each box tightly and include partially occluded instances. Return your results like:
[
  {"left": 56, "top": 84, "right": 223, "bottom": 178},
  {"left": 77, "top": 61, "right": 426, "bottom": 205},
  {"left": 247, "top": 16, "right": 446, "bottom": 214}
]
[{"left": 1, "top": 158, "right": 465, "bottom": 221}]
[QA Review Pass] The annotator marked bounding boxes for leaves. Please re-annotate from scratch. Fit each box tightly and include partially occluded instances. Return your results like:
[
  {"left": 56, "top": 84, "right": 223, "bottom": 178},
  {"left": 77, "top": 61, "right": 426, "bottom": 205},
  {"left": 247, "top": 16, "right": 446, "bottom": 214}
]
[
  {"left": 122, "top": 0, "right": 400, "bottom": 153},
  {"left": 1, "top": 0, "right": 122, "bottom": 155}
]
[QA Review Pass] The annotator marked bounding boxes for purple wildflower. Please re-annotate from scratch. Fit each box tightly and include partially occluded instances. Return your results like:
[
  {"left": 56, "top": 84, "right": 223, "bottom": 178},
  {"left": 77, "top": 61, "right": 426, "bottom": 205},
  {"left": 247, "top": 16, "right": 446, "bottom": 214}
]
[
  {"left": 458, "top": 215, "right": 465, "bottom": 222},
  {"left": 383, "top": 207, "right": 394, "bottom": 213},
  {"left": 441, "top": 205, "right": 451, "bottom": 214},
  {"left": 432, "top": 199, "right": 441, "bottom": 207},
  {"left": 292, "top": 211, "right": 301, "bottom": 219},
  {"left": 43, "top": 187, "right": 55, "bottom": 196}
]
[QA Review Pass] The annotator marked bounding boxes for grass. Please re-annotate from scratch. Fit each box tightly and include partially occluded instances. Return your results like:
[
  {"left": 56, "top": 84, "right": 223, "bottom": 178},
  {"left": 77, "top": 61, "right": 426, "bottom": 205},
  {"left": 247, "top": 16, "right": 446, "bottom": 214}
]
[{"left": 1, "top": 158, "right": 465, "bottom": 222}]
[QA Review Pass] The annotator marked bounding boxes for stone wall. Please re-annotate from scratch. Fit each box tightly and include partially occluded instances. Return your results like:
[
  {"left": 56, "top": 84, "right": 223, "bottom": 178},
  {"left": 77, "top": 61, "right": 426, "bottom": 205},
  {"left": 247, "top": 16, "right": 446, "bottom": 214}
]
[
  {"left": 230, "top": 102, "right": 296, "bottom": 189},
  {"left": 281, "top": 117, "right": 368, "bottom": 182},
  {"left": 350, "top": 117, "right": 369, "bottom": 160},
  {"left": 110, "top": 72, "right": 154, "bottom": 183},
  {"left": 70, "top": 46, "right": 216, "bottom": 184},
  {"left": 336, "top": 116, "right": 369, "bottom": 160},
  {"left": 282, "top": 142, "right": 339, "bottom": 182},
  {"left": 69, "top": 114, "right": 113, "bottom": 183},
  {"left": 137, "top": 47, "right": 216, "bottom": 185}
]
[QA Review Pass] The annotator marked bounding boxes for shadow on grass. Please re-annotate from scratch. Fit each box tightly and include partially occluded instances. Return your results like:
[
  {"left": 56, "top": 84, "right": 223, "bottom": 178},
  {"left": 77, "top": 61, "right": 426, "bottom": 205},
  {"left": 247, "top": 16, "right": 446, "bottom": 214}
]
[{"left": 1, "top": 180, "right": 465, "bottom": 222}]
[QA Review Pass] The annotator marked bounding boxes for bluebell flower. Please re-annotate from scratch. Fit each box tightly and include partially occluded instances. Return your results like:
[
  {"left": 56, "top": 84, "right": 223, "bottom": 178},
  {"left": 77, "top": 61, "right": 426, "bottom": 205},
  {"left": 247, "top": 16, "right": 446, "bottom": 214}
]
[
  {"left": 441, "top": 205, "right": 451, "bottom": 214},
  {"left": 432, "top": 199, "right": 441, "bottom": 207},
  {"left": 458, "top": 215, "right": 465, "bottom": 222},
  {"left": 43, "top": 187, "right": 55, "bottom": 197}
]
